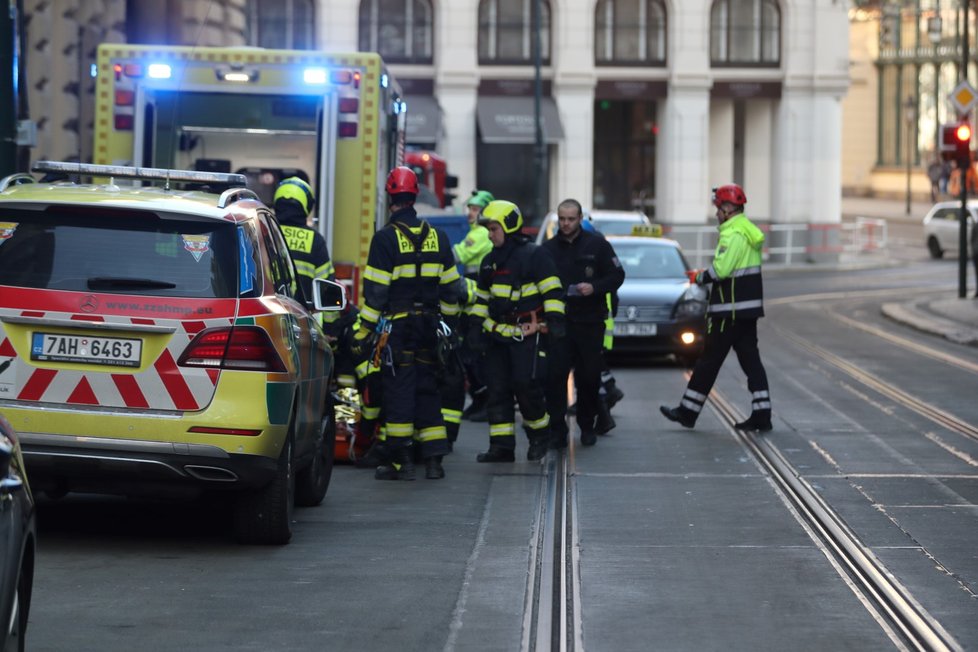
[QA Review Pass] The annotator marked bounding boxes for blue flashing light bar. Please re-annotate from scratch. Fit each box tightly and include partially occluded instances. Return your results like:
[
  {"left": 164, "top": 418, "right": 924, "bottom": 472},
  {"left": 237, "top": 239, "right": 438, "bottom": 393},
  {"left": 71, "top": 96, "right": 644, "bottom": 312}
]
[
  {"left": 147, "top": 63, "right": 172, "bottom": 80},
  {"left": 304, "top": 68, "right": 328, "bottom": 85}
]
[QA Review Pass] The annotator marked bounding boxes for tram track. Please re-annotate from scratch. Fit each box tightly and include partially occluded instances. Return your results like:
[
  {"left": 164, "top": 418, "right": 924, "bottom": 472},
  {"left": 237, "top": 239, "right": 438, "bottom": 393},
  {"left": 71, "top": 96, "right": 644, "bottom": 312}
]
[
  {"left": 523, "top": 447, "right": 582, "bottom": 652},
  {"left": 709, "top": 389, "right": 963, "bottom": 651}
]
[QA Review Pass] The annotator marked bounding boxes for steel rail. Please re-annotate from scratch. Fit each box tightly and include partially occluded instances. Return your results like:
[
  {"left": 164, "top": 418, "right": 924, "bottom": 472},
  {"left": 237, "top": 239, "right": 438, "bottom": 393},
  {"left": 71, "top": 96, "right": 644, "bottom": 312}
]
[
  {"left": 774, "top": 325, "right": 978, "bottom": 444},
  {"left": 710, "top": 390, "right": 962, "bottom": 652},
  {"left": 522, "top": 448, "right": 581, "bottom": 652}
]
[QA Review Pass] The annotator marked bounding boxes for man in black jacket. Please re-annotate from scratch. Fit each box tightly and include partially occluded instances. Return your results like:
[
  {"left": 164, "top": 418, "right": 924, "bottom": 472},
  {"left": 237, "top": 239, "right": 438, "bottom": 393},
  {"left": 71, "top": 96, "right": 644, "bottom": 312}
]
[{"left": 543, "top": 199, "right": 625, "bottom": 447}]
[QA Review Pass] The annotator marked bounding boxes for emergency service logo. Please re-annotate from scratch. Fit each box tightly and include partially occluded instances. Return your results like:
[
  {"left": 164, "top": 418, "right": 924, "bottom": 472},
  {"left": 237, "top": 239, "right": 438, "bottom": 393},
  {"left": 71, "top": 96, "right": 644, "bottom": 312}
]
[
  {"left": 182, "top": 234, "right": 211, "bottom": 262},
  {"left": 0, "top": 222, "right": 18, "bottom": 247}
]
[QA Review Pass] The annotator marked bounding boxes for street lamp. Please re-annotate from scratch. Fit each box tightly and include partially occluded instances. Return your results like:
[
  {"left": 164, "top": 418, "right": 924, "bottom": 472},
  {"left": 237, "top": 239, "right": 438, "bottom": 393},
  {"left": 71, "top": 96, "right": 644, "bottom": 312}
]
[{"left": 905, "top": 95, "right": 916, "bottom": 215}]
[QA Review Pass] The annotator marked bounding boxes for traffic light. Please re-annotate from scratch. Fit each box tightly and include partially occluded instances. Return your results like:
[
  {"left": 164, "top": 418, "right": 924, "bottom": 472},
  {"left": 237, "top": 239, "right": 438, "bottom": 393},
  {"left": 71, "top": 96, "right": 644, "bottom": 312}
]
[{"left": 941, "top": 122, "right": 973, "bottom": 164}]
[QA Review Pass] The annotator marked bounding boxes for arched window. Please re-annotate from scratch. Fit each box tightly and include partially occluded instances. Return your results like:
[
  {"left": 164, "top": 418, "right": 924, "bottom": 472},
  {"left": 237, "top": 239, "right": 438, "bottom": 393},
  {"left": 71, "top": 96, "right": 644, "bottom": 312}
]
[
  {"left": 710, "top": 0, "right": 780, "bottom": 67},
  {"left": 594, "top": 0, "right": 666, "bottom": 66},
  {"left": 358, "top": 0, "right": 434, "bottom": 64},
  {"left": 478, "top": 0, "right": 551, "bottom": 65},
  {"left": 248, "top": 0, "right": 315, "bottom": 49}
]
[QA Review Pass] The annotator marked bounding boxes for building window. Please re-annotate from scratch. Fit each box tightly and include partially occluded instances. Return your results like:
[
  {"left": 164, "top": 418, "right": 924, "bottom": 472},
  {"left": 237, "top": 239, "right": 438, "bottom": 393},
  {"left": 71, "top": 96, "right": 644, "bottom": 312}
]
[
  {"left": 479, "top": 0, "right": 551, "bottom": 65},
  {"left": 248, "top": 0, "right": 315, "bottom": 49},
  {"left": 710, "top": 0, "right": 780, "bottom": 67},
  {"left": 595, "top": 0, "right": 666, "bottom": 66},
  {"left": 358, "top": 0, "right": 434, "bottom": 64}
]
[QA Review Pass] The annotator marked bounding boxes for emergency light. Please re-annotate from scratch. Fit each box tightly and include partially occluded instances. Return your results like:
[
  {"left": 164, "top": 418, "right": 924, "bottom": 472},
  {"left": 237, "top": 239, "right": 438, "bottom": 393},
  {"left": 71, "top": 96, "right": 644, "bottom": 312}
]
[
  {"left": 303, "top": 68, "right": 328, "bottom": 85},
  {"left": 147, "top": 64, "right": 172, "bottom": 80}
]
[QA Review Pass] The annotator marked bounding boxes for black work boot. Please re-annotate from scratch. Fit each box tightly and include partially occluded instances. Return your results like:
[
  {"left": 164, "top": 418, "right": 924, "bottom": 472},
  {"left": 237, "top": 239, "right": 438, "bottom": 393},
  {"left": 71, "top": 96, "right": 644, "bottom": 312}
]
[
  {"left": 549, "top": 428, "right": 568, "bottom": 450},
  {"left": 462, "top": 389, "right": 488, "bottom": 422},
  {"left": 595, "top": 398, "right": 616, "bottom": 435},
  {"left": 476, "top": 445, "right": 516, "bottom": 463},
  {"left": 602, "top": 375, "right": 624, "bottom": 409},
  {"left": 425, "top": 455, "right": 445, "bottom": 479},
  {"left": 735, "top": 412, "right": 772, "bottom": 432},
  {"left": 526, "top": 438, "right": 549, "bottom": 461},
  {"left": 375, "top": 445, "right": 416, "bottom": 480},
  {"left": 659, "top": 405, "right": 696, "bottom": 429}
]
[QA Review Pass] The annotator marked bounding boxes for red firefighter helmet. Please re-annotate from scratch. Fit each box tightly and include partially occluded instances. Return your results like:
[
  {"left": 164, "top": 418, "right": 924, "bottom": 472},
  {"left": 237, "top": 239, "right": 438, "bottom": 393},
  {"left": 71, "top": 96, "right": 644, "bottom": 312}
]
[
  {"left": 712, "top": 184, "right": 747, "bottom": 208},
  {"left": 385, "top": 166, "right": 419, "bottom": 196}
]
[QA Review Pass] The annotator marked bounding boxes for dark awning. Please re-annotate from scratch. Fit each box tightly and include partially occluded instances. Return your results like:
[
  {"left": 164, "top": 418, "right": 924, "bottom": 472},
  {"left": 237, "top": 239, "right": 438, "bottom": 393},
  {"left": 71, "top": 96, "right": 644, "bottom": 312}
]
[
  {"left": 404, "top": 95, "right": 442, "bottom": 143},
  {"left": 476, "top": 96, "right": 565, "bottom": 144}
]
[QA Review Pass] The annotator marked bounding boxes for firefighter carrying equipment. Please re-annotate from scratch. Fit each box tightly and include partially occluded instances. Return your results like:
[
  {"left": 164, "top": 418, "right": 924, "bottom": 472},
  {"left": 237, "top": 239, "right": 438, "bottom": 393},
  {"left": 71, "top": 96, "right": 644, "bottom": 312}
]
[{"left": 361, "top": 202, "right": 460, "bottom": 466}]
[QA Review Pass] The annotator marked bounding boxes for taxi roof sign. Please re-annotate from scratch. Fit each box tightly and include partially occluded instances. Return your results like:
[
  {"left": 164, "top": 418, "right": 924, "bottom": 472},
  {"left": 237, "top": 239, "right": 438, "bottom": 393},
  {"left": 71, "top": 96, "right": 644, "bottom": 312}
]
[{"left": 631, "top": 223, "right": 663, "bottom": 237}]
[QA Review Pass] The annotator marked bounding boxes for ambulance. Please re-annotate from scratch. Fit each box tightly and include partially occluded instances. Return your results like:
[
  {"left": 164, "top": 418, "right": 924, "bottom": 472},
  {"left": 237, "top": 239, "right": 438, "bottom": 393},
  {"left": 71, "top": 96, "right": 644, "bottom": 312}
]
[{"left": 94, "top": 43, "right": 407, "bottom": 302}]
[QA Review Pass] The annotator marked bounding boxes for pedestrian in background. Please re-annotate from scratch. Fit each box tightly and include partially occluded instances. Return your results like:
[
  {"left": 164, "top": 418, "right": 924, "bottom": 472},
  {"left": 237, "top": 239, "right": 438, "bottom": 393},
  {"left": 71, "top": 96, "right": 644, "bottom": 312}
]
[
  {"left": 469, "top": 200, "right": 565, "bottom": 463},
  {"left": 928, "top": 159, "right": 942, "bottom": 202},
  {"left": 354, "top": 166, "right": 460, "bottom": 480},
  {"left": 660, "top": 184, "right": 772, "bottom": 432},
  {"left": 543, "top": 199, "right": 624, "bottom": 448}
]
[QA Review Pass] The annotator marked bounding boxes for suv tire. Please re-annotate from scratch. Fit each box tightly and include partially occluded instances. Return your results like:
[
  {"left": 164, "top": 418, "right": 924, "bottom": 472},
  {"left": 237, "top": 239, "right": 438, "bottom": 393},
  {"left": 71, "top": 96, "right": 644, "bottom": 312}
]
[
  {"left": 233, "top": 433, "right": 294, "bottom": 545},
  {"left": 295, "top": 401, "right": 336, "bottom": 507},
  {"left": 927, "top": 236, "right": 944, "bottom": 259}
]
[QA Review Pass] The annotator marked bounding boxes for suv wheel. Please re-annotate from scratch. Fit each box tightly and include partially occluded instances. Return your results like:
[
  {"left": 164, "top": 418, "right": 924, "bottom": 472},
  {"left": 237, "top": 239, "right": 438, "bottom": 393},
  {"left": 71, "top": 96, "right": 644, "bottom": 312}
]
[
  {"left": 233, "top": 433, "right": 294, "bottom": 545},
  {"left": 927, "top": 236, "right": 944, "bottom": 259},
  {"left": 295, "top": 401, "right": 336, "bottom": 507}
]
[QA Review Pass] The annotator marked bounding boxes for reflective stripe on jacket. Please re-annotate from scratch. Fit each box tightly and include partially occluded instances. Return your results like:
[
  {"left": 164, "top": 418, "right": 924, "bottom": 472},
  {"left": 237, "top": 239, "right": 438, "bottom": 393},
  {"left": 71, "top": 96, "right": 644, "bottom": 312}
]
[{"left": 700, "top": 213, "right": 765, "bottom": 321}]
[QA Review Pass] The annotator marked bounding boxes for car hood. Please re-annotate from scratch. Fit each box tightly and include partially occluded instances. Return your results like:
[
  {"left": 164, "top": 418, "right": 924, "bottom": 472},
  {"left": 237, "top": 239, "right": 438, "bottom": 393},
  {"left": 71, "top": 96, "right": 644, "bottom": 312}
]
[{"left": 617, "top": 278, "right": 688, "bottom": 304}]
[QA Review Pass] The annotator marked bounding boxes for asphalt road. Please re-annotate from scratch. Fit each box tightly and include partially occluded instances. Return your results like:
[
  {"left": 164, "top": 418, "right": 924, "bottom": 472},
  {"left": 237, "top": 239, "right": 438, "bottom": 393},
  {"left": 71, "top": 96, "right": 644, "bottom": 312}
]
[{"left": 26, "top": 230, "right": 978, "bottom": 651}]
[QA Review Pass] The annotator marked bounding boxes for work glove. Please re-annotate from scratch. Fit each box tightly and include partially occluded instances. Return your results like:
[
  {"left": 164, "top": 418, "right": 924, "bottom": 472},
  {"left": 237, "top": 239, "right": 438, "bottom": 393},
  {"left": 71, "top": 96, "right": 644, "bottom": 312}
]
[{"left": 350, "top": 327, "right": 376, "bottom": 358}]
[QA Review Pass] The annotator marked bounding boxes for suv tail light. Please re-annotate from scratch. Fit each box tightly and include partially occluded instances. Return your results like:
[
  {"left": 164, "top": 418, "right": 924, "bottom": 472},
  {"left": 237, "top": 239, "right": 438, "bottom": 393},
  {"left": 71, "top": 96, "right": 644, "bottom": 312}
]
[{"left": 178, "top": 326, "right": 286, "bottom": 372}]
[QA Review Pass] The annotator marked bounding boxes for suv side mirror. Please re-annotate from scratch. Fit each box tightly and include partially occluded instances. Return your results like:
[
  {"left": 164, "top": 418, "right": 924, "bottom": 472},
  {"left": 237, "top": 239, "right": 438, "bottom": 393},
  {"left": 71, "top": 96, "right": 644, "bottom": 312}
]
[
  {"left": 445, "top": 174, "right": 458, "bottom": 189},
  {"left": 312, "top": 278, "right": 348, "bottom": 312}
]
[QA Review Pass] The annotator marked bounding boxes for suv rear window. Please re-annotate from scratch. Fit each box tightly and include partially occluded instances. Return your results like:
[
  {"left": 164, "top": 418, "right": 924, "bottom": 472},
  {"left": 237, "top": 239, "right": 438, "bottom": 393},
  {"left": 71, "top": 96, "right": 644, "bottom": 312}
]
[{"left": 0, "top": 207, "right": 238, "bottom": 298}]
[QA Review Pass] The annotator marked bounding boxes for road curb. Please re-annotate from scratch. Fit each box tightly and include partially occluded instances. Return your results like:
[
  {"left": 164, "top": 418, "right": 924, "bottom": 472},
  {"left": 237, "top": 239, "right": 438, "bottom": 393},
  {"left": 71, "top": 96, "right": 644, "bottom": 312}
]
[{"left": 881, "top": 301, "right": 978, "bottom": 347}]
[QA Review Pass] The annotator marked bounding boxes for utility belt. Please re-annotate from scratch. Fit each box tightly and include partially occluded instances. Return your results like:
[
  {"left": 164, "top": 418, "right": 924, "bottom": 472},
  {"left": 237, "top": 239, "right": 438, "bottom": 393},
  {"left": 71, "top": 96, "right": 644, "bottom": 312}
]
[
  {"left": 386, "top": 300, "right": 439, "bottom": 321},
  {"left": 497, "top": 307, "right": 548, "bottom": 337}
]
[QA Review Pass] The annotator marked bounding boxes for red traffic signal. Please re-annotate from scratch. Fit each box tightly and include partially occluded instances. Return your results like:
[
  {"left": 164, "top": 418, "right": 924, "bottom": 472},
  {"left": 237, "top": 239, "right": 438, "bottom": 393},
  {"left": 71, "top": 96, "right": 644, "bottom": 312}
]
[{"left": 941, "top": 122, "right": 973, "bottom": 162}]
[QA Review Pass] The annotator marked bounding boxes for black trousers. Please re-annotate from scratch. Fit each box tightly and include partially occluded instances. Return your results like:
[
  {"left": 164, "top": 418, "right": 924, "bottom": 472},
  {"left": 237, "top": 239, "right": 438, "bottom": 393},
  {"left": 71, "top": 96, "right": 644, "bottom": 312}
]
[
  {"left": 679, "top": 318, "right": 770, "bottom": 422},
  {"left": 547, "top": 321, "right": 605, "bottom": 436},
  {"left": 484, "top": 337, "right": 550, "bottom": 451}
]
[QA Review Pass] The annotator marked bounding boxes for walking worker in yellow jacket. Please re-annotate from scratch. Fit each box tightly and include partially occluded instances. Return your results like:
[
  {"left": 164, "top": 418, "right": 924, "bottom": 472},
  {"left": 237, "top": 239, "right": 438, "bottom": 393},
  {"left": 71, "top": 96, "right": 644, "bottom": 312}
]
[{"left": 660, "top": 184, "right": 772, "bottom": 432}]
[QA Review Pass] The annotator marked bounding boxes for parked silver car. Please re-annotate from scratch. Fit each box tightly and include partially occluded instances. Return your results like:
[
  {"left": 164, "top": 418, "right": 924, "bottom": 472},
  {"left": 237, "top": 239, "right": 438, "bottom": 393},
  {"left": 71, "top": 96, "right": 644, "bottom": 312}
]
[
  {"left": 923, "top": 200, "right": 975, "bottom": 259},
  {"left": 535, "top": 209, "right": 652, "bottom": 244}
]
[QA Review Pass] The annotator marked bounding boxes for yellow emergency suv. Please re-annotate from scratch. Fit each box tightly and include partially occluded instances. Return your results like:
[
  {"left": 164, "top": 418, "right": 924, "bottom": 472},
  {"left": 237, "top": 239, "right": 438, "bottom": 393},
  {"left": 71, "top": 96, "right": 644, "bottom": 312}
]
[{"left": 0, "top": 161, "right": 346, "bottom": 545}]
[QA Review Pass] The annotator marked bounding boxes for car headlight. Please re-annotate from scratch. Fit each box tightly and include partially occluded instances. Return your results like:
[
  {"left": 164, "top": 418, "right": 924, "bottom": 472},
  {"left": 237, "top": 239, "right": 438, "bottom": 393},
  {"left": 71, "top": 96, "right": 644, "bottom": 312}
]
[{"left": 675, "top": 286, "right": 707, "bottom": 318}]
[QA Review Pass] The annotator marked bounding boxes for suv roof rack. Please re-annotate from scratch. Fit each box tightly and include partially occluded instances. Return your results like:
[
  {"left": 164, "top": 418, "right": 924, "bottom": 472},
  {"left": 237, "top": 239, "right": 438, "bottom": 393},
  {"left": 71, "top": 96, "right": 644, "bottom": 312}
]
[
  {"left": 31, "top": 161, "right": 248, "bottom": 189},
  {"left": 0, "top": 173, "right": 38, "bottom": 193}
]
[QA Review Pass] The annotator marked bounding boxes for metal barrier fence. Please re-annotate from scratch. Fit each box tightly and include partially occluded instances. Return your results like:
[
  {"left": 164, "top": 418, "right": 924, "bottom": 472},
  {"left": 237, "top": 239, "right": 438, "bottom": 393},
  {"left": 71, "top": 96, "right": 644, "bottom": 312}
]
[{"left": 661, "top": 218, "right": 888, "bottom": 267}]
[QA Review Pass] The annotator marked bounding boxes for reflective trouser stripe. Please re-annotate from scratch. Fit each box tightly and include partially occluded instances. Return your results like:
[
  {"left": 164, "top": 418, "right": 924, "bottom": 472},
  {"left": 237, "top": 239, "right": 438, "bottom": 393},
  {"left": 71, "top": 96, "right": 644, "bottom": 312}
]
[
  {"left": 490, "top": 422, "right": 515, "bottom": 438},
  {"left": 417, "top": 426, "right": 447, "bottom": 442},
  {"left": 524, "top": 414, "right": 549, "bottom": 431},
  {"left": 681, "top": 388, "right": 708, "bottom": 414},
  {"left": 441, "top": 408, "right": 462, "bottom": 425},
  {"left": 386, "top": 422, "right": 414, "bottom": 439}
]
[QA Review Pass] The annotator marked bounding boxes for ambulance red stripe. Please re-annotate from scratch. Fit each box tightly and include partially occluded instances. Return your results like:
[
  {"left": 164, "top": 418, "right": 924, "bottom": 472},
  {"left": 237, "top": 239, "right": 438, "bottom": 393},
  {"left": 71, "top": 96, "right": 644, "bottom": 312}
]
[
  {"left": 66, "top": 377, "right": 99, "bottom": 405},
  {"left": 112, "top": 373, "right": 149, "bottom": 408},
  {"left": 18, "top": 368, "right": 57, "bottom": 401},
  {"left": 154, "top": 349, "right": 198, "bottom": 410}
]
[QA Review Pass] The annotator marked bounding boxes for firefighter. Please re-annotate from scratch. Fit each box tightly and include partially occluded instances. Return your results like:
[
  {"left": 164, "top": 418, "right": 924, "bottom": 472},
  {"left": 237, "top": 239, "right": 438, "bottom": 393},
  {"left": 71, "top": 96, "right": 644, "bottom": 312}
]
[
  {"left": 543, "top": 199, "right": 625, "bottom": 447},
  {"left": 353, "top": 166, "right": 460, "bottom": 480},
  {"left": 274, "top": 176, "right": 341, "bottom": 338},
  {"left": 274, "top": 176, "right": 335, "bottom": 294},
  {"left": 455, "top": 189, "right": 495, "bottom": 422},
  {"left": 469, "top": 200, "right": 565, "bottom": 463},
  {"left": 660, "top": 184, "right": 772, "bottom": 431}
]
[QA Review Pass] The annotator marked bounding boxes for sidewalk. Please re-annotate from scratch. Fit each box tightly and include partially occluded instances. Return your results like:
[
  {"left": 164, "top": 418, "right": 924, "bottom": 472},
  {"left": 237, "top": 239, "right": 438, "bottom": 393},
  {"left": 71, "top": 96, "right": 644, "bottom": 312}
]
[{"left": 841, "top": 195, "right": 978, "bottom": 347}]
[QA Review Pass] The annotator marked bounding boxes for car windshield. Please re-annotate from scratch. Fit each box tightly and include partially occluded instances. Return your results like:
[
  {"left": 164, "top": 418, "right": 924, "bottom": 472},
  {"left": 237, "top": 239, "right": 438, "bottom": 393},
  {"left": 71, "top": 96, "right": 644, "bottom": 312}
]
[
  {"left": 0, "top": 207, "right": 239, "bottom": 298},
  {"left": 592, "top": 218, "right": 643, "bottom": 235},
  {"left": 613, "top": 242, "right": 688, "bottom": 279}
]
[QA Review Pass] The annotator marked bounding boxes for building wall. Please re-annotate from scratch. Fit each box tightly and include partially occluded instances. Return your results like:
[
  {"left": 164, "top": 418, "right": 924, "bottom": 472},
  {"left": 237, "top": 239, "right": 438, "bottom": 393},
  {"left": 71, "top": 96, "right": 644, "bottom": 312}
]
[{"left": 842, "top": 15, "right": 880, "bottom": 196}]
